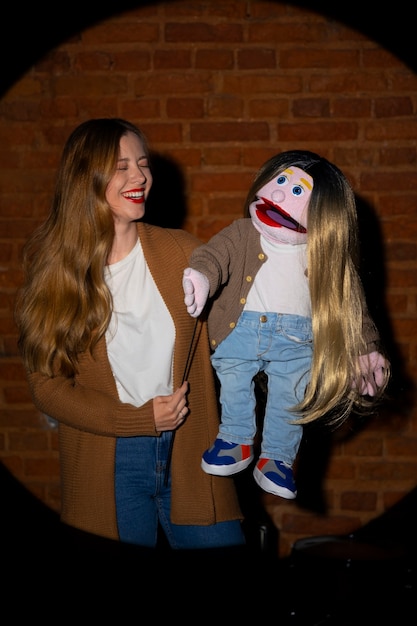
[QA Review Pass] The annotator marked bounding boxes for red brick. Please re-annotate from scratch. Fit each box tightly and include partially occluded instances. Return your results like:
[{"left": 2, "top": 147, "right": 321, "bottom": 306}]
[
  {"left": 165, "top": 22, "right": 243, "bottom": 43},
  {"left": 190, "top": 122, "right": 269, "bottom": 142},
  {"left": 52, "top": 75, "right": 128, "bottom": 96},
  {"left": 333, "top": 98, "right": 372, "bottom": 117},
  {"left": 340, "top": 491, "right": 377, "bottom": 511},
  {"left": 195, "top": 49, "right": 234, "bottom": 70},
  {"left": 204, "top": 147, "right": 241, "bottom": 165},
  {"left": 207, "top": 96, "right": 243, "bottom": 118},
  {"left": 237, "top": 49, "right": 276, "bottom": 70},
  {"left": 154, "top": 50, "right": 191, "bottom": 69},
  {"left": 278, "top": 121, "right": 358, "bottom": 142},
  {"left": 249, "top": 99, "right": 289, "bottom": 118},
  {"left": 191, "top": 171, "right": 252, "bottom": 193},
  {"left": 121, "top": 99, "right": 160, "bottom": 119},
  {"left": 9, "top": 431, "right": 49, "bottom": 452},
  {"left": 25, "top": 457, "right": 60, "bottom": 478},
  {"left": 282, "top": 48, "right": 360, "bottom": 69},
  {"left": 310, "top": 72, "right": 387, "bottom": 93},
  {"left": 166, "top": 98, "right": 204, "bottom": 118},
  {"left": 375, "top": 97, "right": 414, "bottom": 117},
  {"left": 292, "top": 98, "right": 330, "bottom": 118},
  {"left": 112, "top": 51, "right": 151, "bottom": 72},
  {"left": 83, "top": 22, "right": 159, "bottom": 44}
]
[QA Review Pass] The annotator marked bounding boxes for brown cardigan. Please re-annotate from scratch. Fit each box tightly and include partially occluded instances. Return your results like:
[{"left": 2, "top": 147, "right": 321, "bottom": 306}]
[
  {"left": 26, "top": 222, "right": 243, "bottom": 540},
  {"left": 189, "top": 218, "right": 382, "bottom": 352}
]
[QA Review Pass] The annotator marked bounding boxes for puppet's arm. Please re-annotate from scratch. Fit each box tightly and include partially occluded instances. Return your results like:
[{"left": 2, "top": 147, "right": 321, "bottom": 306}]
[{"left": 183, "top": 267, "right": 210, "bottom": 318}]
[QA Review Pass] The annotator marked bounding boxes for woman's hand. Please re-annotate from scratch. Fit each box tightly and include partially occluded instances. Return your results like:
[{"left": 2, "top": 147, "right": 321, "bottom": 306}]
[
  {"left": 153, "top": 381, "right": 189, "bottom": 431},
  {"left": 352, "top": 351, "right": 389, "bottom": 396}
]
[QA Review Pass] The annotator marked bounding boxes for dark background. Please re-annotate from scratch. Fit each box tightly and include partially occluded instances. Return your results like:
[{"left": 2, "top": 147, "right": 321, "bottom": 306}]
[{"left": 2, "top": 0, "right": 416, "bottom": 98}]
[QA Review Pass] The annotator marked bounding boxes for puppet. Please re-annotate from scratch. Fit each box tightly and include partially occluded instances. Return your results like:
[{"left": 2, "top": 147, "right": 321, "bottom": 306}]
[{"left": 183, "top": 150, "right": 390, "bottom": 498}]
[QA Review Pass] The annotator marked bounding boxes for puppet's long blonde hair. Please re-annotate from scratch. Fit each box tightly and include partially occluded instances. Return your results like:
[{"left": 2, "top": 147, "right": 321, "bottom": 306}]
[
  {"left": 244, "top": 150, "right": 390, "bottom": 426},
  {"left": 15, "top": 118, "right": 150, "bottom": 377}
]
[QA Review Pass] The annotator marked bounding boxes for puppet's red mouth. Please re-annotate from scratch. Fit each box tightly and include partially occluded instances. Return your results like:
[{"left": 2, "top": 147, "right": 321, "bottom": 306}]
[{"left": 255, "top": 197, "right": 307, "bottom": 232}]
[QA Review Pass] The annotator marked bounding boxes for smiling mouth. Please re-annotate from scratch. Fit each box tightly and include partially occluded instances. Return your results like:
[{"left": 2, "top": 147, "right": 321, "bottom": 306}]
[
  {"left": 255, "top": 197, "right": 307, "bottom": 232},
  {"left": 122, "top": 188, "right": 144, "bottom": 201}
]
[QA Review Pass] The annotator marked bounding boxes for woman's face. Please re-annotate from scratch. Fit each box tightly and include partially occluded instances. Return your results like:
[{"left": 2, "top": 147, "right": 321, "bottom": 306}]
[{"left": 105, "top": 131, "right": 153, "bottom": 225}]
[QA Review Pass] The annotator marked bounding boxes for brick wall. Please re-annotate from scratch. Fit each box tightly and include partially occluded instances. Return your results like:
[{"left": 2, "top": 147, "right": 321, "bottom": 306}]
[{"left": 1, "top": 0, "right": 416, "bottom": 557}]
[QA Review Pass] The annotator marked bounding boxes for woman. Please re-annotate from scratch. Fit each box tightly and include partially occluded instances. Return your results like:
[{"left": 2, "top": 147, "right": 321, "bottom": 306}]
[{"left": 15, "top": 118, "right": 245, "bottom": 550}]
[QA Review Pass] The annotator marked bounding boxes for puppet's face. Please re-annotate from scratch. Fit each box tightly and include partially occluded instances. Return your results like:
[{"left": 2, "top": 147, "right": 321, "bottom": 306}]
[{"left": 249, "top": 166, "right": 313, "bottom": 245}]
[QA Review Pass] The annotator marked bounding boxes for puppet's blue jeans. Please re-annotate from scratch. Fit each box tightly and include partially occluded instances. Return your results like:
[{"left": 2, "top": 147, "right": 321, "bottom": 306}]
[
  {"left": 114, "top": 432, "right": 245, "bottom": 548},
  {"left": 211, "top": 311, "right": 313, "bottom": 466}
]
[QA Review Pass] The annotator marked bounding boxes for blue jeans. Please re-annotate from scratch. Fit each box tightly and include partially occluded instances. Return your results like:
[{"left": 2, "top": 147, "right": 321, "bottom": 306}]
[
  {"left": 211, "top": 311, "right": 313, "bottom": 465},
  {"left": 115, "top": 432, "right": 245, "bottom": 549}
]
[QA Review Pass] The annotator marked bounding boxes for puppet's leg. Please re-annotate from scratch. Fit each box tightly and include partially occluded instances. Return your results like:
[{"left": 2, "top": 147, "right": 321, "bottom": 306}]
[
  {"left": 253, "top": 313, "right": 313, "bottom": 499},
  {"left": 201, "top": 316, "right": 260, "bottom": 476},
  {"left": 201, "top": 356, "right": 258, "bottom": 475}
]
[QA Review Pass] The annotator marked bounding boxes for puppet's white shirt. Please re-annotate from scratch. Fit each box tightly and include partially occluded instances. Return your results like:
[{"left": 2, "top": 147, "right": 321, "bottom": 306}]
[{"left": 245, "top": 236, "right": 311, "bottom": 317}]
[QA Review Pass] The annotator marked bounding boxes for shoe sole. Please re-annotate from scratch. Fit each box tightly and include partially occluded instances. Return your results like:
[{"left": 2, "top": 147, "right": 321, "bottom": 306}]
[
  {"left": 253, "top": 466, "right": 297, "bottom": 499},
  {"left": 201, "top": 455, "right": 253, "bottom": 476}
]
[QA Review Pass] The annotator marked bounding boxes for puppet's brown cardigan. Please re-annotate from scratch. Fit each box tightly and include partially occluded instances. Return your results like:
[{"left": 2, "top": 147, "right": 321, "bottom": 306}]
[{"left": 189, "top": 218, "right": 382, "bottom": 352}]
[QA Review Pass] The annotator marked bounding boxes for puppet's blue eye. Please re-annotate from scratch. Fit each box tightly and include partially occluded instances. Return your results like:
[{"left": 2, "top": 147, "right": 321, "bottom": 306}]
[
  {"left": 277, "top": 174, "right": 289, "bottom": 186},
  {"left": 292, "top": 185, "right": 304, "bottom": 196}
]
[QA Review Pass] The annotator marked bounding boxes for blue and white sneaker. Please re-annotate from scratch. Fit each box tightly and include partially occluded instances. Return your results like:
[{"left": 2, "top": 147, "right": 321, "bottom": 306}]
[
  {"left": 253, "top": 458, "right": 297, "bottom": 499},
  {"left": 201, "top": 438, "right": 254, "bottom": 476}
]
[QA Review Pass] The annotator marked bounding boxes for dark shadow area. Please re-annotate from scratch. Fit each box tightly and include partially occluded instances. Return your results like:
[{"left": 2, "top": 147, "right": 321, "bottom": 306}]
[
  {"left": 1, "top": 460, "right": 416, "bottom": 622},
  {"left": 356, "top": 194, "right": 413, "bottom": 404},
  {"left": 291, "top": 0, "right": 417, "bottom": 73},
  {"left": 288, "top": 488, "right": 417, "bottom": 624},
  {"left": 143, "top": 152, "right": 188, "bottom": 228},
  {"left": 1, "top": 0, "right": 157, "bottom": 96},
  {"left": 295, "top": 420, "right": 332, "bottom": 513},
  {"left": 1, "top": 0, "right": 416, "bottom": 99},
  {"left": 0, "top": 461, "right": 283, "bottom": 616}
]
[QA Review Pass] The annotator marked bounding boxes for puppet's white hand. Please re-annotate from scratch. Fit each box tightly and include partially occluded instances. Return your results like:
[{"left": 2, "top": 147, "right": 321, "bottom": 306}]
[
  {"left": 183, "top": 268, "right": 210, "bottom": 318},
  {"left": 353, "top": 351, "right": 388, "bottom": 396}
]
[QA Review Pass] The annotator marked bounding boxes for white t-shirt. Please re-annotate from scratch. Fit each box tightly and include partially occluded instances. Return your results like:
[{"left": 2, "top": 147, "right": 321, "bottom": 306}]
[
  {"left": 245, "top": 236, "right": 311, "bottom": 317},
  {"left": 104, "top": 238, "right": 175, "bottom": 406}
]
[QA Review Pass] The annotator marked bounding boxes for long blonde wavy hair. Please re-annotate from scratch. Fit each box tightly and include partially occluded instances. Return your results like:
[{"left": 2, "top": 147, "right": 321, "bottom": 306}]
[
  {"left": 244, "top": 150, "right": 390, "bottom": 426},
  {"left": 15, "top": 118, "right": 150, "bottom": 378}
]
